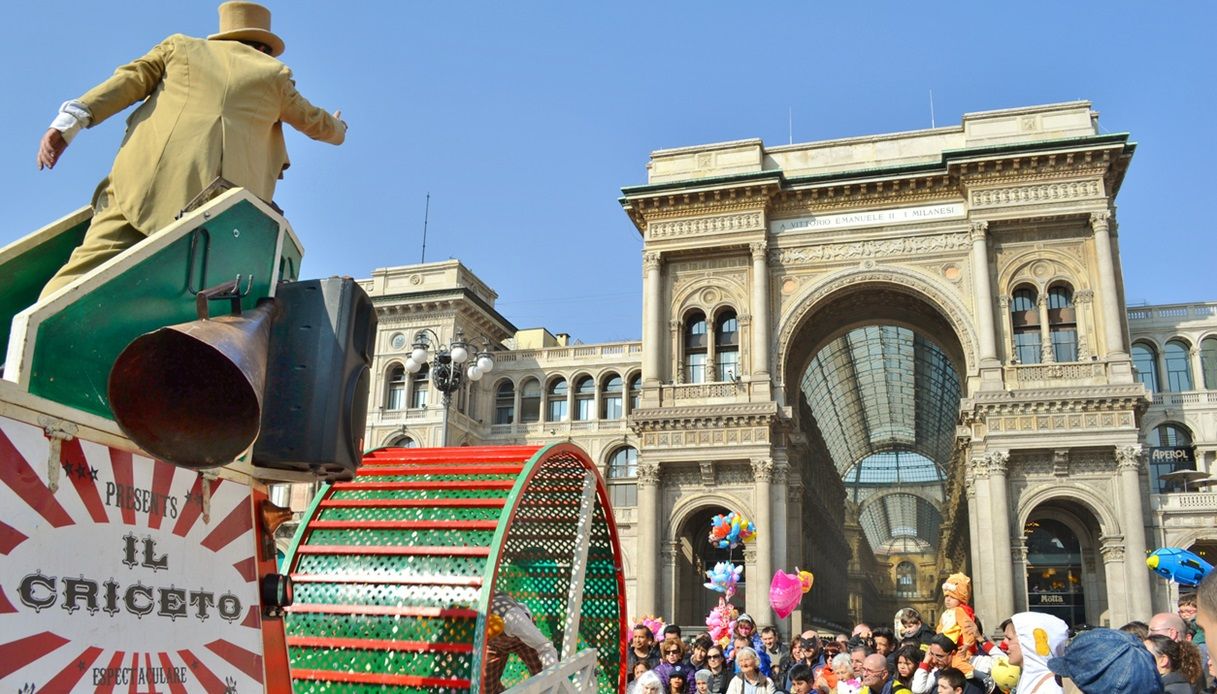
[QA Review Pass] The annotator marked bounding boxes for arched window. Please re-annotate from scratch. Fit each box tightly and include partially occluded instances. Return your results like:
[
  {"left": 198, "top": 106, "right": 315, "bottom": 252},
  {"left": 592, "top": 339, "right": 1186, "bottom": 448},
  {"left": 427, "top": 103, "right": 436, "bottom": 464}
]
[
  {"left": 715, "top": 308, "right": 740, "bottom": 381},
  {"left": 601, "top": 374, "right": 623, "bottom": 420},
  {"left": 390, "top": 435, "right": 418, "bottom": 448},
  {"left": 1202, "top": 337, "right": 1217, "bottom": 390},
  {"left": 628, "top": 374, "right": 641, "bottom": 413},
  {"left": 494, "top": 380, "right": 515, "bottom": 425},
  {"left": 1011, "top": 287, "right": 1041, "bottom": 364},
  {"left": 386, "top": 364, "right": 406, "bottom": 410},
  {"left": 520, "top": 378, "right": 541, "bottom": 423},
  {"left": 606, "top": 446, "right": 639, "bottom": 508},
  {"left": 1047, "top": 285, "right": 1078, "bottom": 362},
  {"left": 410, "top": 363, "right": 429, "bottom": 409},
  {"left": 896, "top": 561, "right": 917, "bottom": 598},
  {"left": 546, "top": 377, "right": 569, "bottom": 422},
  {"left": 1165, "top": 339, "right": 1194, "bottom": 392},
  {"left": 1132, "top": 342, "right": 1160, "bottom": 393},
  {"left": 1148, "top": 423, "right": 1195, "bottom": 493},
  {"left": 573, "top": 375, "right": 595, "bottom": 421},
  {"left": 685, "top": 311, "right": 708, "bottom": 384}
]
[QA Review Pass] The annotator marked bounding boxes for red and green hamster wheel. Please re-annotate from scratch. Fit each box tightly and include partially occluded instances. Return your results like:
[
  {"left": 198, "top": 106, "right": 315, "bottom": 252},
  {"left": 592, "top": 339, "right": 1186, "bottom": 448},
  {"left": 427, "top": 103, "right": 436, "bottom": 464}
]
[{"left": 282, "top": 443, "right": 626, "bottom": 692}]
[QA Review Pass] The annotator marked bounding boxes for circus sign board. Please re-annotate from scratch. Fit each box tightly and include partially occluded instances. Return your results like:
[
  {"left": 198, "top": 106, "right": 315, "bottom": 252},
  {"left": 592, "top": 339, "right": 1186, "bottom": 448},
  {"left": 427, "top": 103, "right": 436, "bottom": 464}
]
[{"left": 0, "top": 414, "right": 266, "bottom": 692}]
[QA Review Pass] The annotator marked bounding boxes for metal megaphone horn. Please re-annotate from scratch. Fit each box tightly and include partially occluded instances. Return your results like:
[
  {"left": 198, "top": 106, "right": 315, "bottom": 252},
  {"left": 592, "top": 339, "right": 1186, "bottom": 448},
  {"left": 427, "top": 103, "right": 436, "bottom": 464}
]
[{"left": 108, "top": 279, "right": 276, "bottom": 469}]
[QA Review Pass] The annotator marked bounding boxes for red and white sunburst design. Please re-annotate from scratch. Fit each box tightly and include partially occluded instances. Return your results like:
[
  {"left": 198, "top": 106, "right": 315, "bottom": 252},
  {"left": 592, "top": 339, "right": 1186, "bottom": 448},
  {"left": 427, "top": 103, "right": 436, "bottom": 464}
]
[{"left": 0, "top": 414, "right": 265, "bottom": 692}]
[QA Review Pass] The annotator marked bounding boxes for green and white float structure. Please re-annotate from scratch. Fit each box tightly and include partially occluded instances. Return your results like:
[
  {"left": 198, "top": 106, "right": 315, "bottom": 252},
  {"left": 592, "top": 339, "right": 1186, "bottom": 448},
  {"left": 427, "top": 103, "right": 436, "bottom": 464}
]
[{"left": 283, "top": 443, "right": 627, "bottom": 693}]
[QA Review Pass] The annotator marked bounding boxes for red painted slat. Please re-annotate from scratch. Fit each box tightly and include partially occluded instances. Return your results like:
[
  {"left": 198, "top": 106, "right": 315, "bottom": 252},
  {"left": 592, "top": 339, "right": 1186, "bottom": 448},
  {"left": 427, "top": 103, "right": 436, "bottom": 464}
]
[
  {"left": 320, "top": 498, "right": 505, "bottom": 508},
  {"left": 94, "top": 650, "right": 125, "bottom": 694},
  {"left": 0, "top": 428, "right": 74, "bottom": 528},
  {"left": 39, "top": 645, "right": 103, "bottom": 691},
  {"left": 200, "top": 496, "right": 253, "bottom": 553},
  {"left": 290, "top": 572, "right": 483, "bottom": 587},
  {"left": 177, "top": 648, "right": 227, "bottom": 692},
  {"left": 205, "top": 638, "right": 264, "bottom": 683},
  {"left": 295, "top": 545, "right": 490, "bottom": 557},
  {"left": 0, "top": 520, "right": 28, "bottom": 555},
  {"left": 286, "top": 604, "right": 478, "bottom": 619},
  {"left": 0, "top": 631, "right": 70, "bottom": 678},
  {"left": 338, "top": 480, "right": 516, "bottom": 491},
  {"left": 147, "top": 459, "right": 177, "bottom": 530},
  {"left": 110, "top": 449, "right": 136, "bottom": 526},
  {"left": 158, "top": 652, "right": 190, "bottom": 694},
  {"left": 293, "top": 668, "right": 471, "bottom": 688},
  {"left": 357, "top": 464, "right": 525, "bottom": 476},
  {"left": 172, "top": 476, "right": 223, "bottom": 538},
  {"left": 362, "top": 445, "right": 538, "bottom": 462},
  {"left": 59, "top": 438, "right": 109, "bottom": 524},
  {"left": 287, "top": 636, "right": 473, "bottom": 653},
  {"left": 307, "top": 519, "right": 499, "bottom": 531}
]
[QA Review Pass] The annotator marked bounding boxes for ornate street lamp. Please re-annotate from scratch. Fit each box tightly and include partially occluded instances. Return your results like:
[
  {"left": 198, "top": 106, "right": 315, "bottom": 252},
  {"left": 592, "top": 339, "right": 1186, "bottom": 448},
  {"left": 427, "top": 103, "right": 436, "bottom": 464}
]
[{"left": 404, "top": 328, "right": 494, "bottom": 446}]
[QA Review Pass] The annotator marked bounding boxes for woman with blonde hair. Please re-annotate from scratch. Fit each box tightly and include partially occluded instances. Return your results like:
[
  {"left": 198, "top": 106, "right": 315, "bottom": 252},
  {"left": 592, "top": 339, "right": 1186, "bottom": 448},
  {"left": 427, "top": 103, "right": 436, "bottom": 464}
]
[{"left": 726, "top": 647, "right": 776, "bottom": 694}]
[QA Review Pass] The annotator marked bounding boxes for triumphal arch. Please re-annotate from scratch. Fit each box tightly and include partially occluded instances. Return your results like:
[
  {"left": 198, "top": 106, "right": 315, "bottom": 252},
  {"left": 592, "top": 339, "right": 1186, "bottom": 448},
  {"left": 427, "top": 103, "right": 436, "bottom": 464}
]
[{"left": 620, "top": 101, "right": 1151, "bottom": 631}]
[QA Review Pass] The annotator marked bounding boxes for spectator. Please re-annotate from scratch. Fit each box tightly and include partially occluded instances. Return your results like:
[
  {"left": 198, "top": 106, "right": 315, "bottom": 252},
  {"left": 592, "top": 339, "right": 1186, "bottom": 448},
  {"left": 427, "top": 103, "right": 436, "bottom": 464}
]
[
  {"left": 1145, "top": 634, "right": 1193, "bottom": 693},
  {"left": 1151, "top": 613, "right": 1190, "bottom": 642},
  {"left": 1046, "top": 628, "right": 1163, "bottom": 693},
  {"left": 786, "top": 663, "right": 815, "bottom": 694},
  {"left": 982, "top": 612, "right": 1067, "bottom": 694},
  {"left": 630, "top": 625, "right": 661, "bottom": 679},
  {"left": 656, "top": 639, "right": 695, "bottom": 693},
  {"left": 1119, "top": 620, "right": 1151, "bottom": 641},
  {"left": 936, "top": 574, "right": 977, "bottom": 677},
  {"left": 670, "top": 670, "right": 690, "bottom": 694},
  {"left": 1177, "top": 593, "right": 1211, "bottom": 692},
  {"left": 910, "top": 635, "right": 983, "bottom": 694},
  {"left": 633, "top": 662, "right": 654, "bottom": 684},
  {"left": 934, "top": 668, "right": 966, "bottom": 694},
  {"left": 858, "top": 653, "right": 891, "bottom": 694},
  {"left": 633, "top": 671, "right": 664, "bottom": 694},
  {"left": 798, "top": 633, "right": 828, "bottom": 675},
  {"left": 695, "top": 669, "right": 713, "bottom": 694},
  {"left": 666, "top": 625, "right": 685, "bottom": 642},
  {"left": 1200, "top": 572, "right": 1217, "bottom": 683},
  {"left": 836, "top": 634, "right": 852, "bottom": 648},
  {"left": 704, "top": 646, "right": 731, "bottom": 694},
  {"left": 729, "top": 616, "right": 773, "bottom": 676},
  {"left": 872, "top": 628, "right": 896, "bottom": 657},
  {"left": 849, "top": 645, "right": 873, "bottom": 682},
  {"left": 895, "top": 609, "right": 935, "bottom": 649},
  {"left": 761, "top": 626, "right": 792, "bottom": 683},
  {"left": 727, "top": 647, "right": 777, "bottom": 694},
  {"left": 690, "top": 635, "right": 713, "bottom": 671},
  {"left": 892, "top": 646, "right": 921, "bottom": 693},
  {"left": 853, "top": 624, "right": 874, "bottom": 640}
]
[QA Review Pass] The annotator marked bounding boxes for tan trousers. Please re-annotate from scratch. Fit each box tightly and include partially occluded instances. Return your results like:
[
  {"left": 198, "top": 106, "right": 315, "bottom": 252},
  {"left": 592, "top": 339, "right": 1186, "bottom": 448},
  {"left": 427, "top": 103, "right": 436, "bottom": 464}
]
[{"left": 39, "top": 185, "right": 145, "bottom": 299}]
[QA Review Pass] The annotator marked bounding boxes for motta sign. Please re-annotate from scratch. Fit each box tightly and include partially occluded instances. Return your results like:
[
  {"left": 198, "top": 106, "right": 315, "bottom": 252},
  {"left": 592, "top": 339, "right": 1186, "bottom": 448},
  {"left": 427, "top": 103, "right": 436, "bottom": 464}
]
[
  {"left": 770, "top": 202, "right": 967, "bottom": 234},
  {"left": 1030, "top": 593, "right": 1079, "bottom": 607},
  {"left": 0, "top": 415, "right": 265, "bottom": 691}
]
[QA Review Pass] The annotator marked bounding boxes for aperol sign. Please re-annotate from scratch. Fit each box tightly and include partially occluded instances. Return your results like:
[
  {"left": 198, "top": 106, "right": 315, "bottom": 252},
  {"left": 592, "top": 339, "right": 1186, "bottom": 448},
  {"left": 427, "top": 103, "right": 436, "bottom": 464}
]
[{"left": 0, "top": 415, "right": 265, "bottom": 692}]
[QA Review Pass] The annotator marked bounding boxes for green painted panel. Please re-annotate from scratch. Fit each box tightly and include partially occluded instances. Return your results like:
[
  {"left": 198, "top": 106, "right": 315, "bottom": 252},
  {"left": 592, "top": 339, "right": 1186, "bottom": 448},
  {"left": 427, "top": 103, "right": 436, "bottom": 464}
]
[
  {"left": 29, "top": 200, "right": 284, "bottom": 419},
  {"left": 0, "top": 215, "right": 90, "bottom": 362}
]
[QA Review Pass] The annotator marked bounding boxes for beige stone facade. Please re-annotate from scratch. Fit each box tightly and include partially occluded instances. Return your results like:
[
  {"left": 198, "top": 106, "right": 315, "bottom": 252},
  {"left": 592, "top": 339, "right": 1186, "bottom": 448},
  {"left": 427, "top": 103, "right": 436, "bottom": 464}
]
[{"left": 277, "top": 101, "right": 1217, "bottom": 636}]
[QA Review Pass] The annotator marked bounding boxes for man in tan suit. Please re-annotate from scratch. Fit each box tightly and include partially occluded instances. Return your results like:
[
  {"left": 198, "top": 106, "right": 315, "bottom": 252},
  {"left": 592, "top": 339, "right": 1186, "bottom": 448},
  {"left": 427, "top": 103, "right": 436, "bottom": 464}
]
[{"left": 36, "top": 2, "right": 347, "bottom": 298}]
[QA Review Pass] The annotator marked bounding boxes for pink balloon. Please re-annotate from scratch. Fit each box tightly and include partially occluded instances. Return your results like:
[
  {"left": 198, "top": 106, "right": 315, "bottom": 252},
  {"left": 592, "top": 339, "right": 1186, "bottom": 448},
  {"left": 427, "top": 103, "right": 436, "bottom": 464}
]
[{"left": 769, "top": 570, "right": 804, "bottom": 619}]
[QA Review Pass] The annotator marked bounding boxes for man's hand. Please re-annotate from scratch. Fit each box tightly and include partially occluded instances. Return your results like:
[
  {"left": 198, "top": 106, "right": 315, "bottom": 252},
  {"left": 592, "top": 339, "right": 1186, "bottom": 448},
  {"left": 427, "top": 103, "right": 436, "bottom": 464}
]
[{"left": 37, "top": 129, "right": 68, "bottom": 170}]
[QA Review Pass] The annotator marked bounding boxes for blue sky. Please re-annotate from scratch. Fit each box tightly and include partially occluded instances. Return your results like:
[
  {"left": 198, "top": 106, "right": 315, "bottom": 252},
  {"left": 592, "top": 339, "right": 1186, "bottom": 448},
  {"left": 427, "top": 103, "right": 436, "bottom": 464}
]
[{"left": 4, "top": 2, "right": 1215, "bottom": 343}]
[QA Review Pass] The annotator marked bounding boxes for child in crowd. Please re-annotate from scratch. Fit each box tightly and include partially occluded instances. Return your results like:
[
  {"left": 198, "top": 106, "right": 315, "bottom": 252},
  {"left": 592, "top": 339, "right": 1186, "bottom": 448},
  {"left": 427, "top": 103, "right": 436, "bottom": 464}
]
[{"left": 936, "top": 573, "right": 977, "bottom": 676}]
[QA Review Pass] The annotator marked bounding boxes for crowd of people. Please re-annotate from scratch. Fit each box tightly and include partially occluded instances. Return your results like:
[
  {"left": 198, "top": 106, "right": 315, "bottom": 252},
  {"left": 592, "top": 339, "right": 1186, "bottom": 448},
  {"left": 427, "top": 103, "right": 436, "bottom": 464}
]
[{"left": 626, "top": 571, "right": 1217, "bottom": 694}]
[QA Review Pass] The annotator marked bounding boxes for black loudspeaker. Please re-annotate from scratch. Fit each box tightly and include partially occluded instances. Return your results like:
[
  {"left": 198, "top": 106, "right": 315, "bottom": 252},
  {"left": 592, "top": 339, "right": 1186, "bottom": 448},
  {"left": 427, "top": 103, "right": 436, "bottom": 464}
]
[{"left": 253, "top": 277, "right": 377, "bottom": 480}]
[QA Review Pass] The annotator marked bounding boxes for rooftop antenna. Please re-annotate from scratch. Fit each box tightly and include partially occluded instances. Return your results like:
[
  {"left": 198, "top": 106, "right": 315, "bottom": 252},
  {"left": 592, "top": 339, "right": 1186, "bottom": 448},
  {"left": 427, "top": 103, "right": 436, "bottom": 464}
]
[
  {"left": 420, "top": 192, "right": 430, "bottom": 264},
  {"left": 788, "top": 106, "right": 793, "bottom": 145},
  {"left": 929, "top": 89, "right": 936, "bottom": 128}
]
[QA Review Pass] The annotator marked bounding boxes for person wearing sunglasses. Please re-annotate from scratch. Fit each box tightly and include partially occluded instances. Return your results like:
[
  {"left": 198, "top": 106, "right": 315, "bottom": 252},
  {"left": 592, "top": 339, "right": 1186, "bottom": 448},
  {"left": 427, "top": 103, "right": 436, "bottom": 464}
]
[
  {"left": 704, "top": 647, "right": 731, "bottom": 694},
  {"left": 656, "top": 639, "right": 695, "bottom": 693}
]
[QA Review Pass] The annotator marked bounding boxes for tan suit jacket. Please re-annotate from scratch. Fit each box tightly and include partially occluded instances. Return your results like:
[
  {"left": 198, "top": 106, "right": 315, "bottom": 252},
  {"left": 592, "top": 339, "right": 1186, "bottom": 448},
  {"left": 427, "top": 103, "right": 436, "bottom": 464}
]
[{"left": 78, "top": 33, "right": 345, "bottom": 234}]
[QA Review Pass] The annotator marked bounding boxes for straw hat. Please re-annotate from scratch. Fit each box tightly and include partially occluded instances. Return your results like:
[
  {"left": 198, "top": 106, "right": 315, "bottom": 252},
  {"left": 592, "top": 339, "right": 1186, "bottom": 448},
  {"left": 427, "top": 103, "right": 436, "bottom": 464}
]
[{"left": 208, "top": 2, "right": 285, "bottom": 57}]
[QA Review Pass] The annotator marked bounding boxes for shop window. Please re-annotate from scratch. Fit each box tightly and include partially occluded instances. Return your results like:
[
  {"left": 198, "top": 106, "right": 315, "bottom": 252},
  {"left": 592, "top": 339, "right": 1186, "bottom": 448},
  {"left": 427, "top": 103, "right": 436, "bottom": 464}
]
[
  {"left": 1011, "top": 287, "right": 1041, "bottom": 364},
  {"left": 1132, "top": 343, "right": 1160, "bottom": 393},
  {"left": 607, "top": 446, "right": 638, "bottom": 508},
  {"left": 1147, "top": 423, "right": 1196, "bottom": 493},
  {"left": 1023, "top": 518, "right": 1086, "bottom": 627},
  {"left": 896, "top": 561, "right": 917, "bottom": 598},
  {"left": 628, "top": 374, "right": 641, "bottom": 413},
  {"left": 410, "top": 363, "right": 429, "bottom": 409},
  {"left": 1202, "top": 337, "right": 1217, "bottom": 390}
]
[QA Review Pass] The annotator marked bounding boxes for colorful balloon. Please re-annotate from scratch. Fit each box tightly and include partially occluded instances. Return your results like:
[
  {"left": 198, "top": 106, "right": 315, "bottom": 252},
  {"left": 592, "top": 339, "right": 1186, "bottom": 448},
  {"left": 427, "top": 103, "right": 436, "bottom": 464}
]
[
  {"left": 798, "top": 569, "right": 814, "bottom": 593},
  {"left": 769, "top": 570, "right": 804, "bottom": 619},
  {"left": 708, "top": 511, "right": 758, "bottom": 549},
  {"left": 704, "top": 561, "right": 743, "bottom": 599},
  {"left": 705, "top": 597, "right": 738, "bottom": 647},
  {"left": 631, "top": 615, "right": 667, "bottom": 642},
  {"left": 1147, "top": 547, "right": 1213, "bottom": 587}
]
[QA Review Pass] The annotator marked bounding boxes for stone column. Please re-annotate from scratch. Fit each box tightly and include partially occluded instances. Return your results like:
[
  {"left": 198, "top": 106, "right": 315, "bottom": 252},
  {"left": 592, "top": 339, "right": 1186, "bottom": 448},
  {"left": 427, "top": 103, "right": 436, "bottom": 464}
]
[
  {"left": 643, "top": 251, "right": 664, "bottom": 385},
  {"left": 751, "top": 241, "right": 772, "bottom": 377},
  {"left": 986, "top": 451, "right": 1016, "bottom": 620},
  {"left": 1074, "top": 290, "right": 1093, "bottom": 361},
  {"left": 1116, "top": 445, "right": 1152, "bottom": 619},
  {"left": 1090, "top": 212, "right": 1128, "bottom": 357},
  {"left": 752, "top": 458, "right": 775, "bottom": 623},
  {"left": 635, "top": 459, "right": 661, "bottom": 615},
  {"left": 1190, "top": 346, "right": 1206, "bottom": 391},
  {"left": 1011, "top": 540, "right": 1029, "bottom": 615},
  {"left": 772, "top": 461, "right": 790, "bottom": 626},
  {"left": 1100, "top": 537, "right": 1129, "bottom": 625},
  {"left": 1038, "top": 295, "right": 1054, "bottom": 364},
  {"left": 661, "top": 540, "right": 679, "bottom": 623},
  {"left": 970, "top": 221, "right": 999, "bottom": 366},
  {"left": 744, "top": 547, "right": 762, "bottom": 621},
  {"left": 969, "top": 458, "right": 997, "bottom": 622},
  {"left": 966, "top": 473, "right": 981, "bottom": 590}
]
